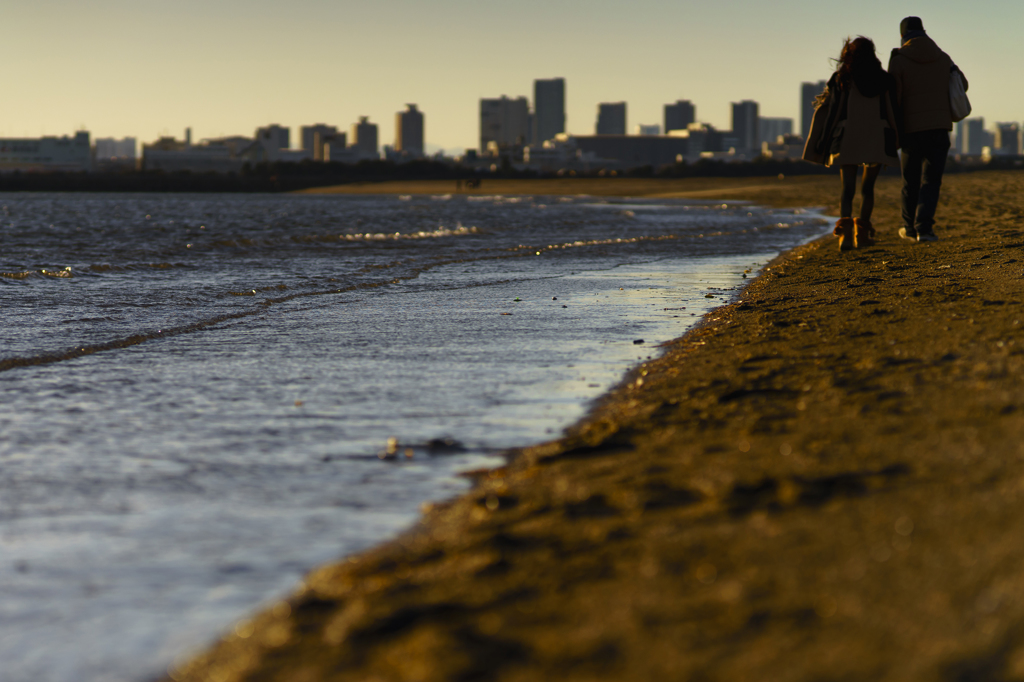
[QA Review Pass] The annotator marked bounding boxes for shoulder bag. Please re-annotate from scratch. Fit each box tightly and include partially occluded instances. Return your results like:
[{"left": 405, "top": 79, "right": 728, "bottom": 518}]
[{"left": 949, "top": 66, "right": 971, "bottom": 122}]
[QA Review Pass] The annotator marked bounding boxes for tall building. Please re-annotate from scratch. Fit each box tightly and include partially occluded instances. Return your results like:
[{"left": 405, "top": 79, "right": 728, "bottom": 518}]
[
  {"left": 664, "top": 100, "right": 696, "bottom": 133},
  {"left": 395, "top": 104, "right": 424, "bottom": 156},
  {"left": 995, "top": 122, "right": 1021, "bottom": 155},
  {"left": 960, "top": 117, "right": 987, "bottom": 155},
  {"left": 480, "top": 96, "right": 530, "bottom": 153},
  {"left": 759, "top": 117, "right": 793, "bottom": 145},
  {"left": 801, "top": 81, "right": 828, "bottom": 140},
  {"left": 731, "top": 100, "right": 760, "bottom": 153},
  {"left": 533, "top": 78, "right": 566, "bottom": 145},
  {"left": 350, "top": 117, "right": 379, "bottom": 157},
  {"left": 596, "top": 102, "right": 627, "bottom": 135},
  {"left": 301, "top": 124, "right": 338, "bottom": 161},
  {"left": 255, "top": 124, "right": 290, "bottom": 151}
]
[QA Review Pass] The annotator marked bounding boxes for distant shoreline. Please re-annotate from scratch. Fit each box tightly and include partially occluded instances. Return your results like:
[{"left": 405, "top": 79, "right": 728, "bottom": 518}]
[
  {"left": 0, "top": 161, "right": 1014, "bottom": 194},
  {"left": 0, "top": 172, "right": 837, "bottom": 199},
  {"left": 296, "top": 175, "right": 846, "bottom": 209},
  {"left": 0, "top": 163, "right": 928, "bottom": 195}
]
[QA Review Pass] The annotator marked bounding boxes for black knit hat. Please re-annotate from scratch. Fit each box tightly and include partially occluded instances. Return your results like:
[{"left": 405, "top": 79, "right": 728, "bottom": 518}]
[{"left": 900, "top": 16, "right": 924, "bottom": 37}]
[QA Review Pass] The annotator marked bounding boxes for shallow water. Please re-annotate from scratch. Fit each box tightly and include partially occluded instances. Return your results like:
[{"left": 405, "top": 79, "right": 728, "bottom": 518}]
[{"left": 0, "top": 192, "right": 828, "bottom": 681}]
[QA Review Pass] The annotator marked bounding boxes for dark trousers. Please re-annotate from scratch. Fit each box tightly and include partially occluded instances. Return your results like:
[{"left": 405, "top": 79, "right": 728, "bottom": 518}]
[{"left": 900, "top": 129, "right": 951, "bottom": 234}]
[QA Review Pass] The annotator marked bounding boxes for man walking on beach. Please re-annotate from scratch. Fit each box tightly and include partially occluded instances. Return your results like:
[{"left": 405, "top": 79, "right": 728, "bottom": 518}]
[{"left": 888, "top": 16, "right": 966, "bottom": 242}]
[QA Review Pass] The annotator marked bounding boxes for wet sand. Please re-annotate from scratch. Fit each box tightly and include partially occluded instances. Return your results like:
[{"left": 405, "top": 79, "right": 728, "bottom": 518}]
[{"left": 171, "top": 171, "right": 1024, "bottom": 681}]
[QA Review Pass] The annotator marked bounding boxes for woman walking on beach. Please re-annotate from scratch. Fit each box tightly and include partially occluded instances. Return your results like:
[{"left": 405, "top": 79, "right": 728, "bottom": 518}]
[{"left": 803, "top": 37, "right": 901, "bottom": 250}]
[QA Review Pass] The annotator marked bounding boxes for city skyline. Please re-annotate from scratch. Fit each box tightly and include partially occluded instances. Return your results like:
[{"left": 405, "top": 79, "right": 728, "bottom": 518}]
[{"left": 2, "top": 0, "right": 1020, "bottom": 151}]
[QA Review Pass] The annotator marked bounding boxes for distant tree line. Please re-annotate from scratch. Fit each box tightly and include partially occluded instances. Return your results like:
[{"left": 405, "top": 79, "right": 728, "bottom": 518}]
[{"left": 0, "top": 155, "right": 1011, "bottom": 193}]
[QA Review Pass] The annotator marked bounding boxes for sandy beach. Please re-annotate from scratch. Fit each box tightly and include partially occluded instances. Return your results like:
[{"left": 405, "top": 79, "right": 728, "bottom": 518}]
[{"left": 170, "top": 171, "right": 1024, "bottom": 681}]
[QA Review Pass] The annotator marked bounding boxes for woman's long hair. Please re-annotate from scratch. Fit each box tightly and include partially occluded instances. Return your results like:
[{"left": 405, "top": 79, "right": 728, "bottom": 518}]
[
  {"left": 836, "top": 36, "right": 882, "bottom": 82},
  {"left": 834, "top": 36, "right": 889, "bottom": 97}
]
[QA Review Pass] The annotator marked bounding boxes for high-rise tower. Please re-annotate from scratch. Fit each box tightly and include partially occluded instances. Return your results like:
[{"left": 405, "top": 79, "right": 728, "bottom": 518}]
[
  {"left": 731, "top": 100, "right": 759, "bottom": 153},
  {"left": 596, "top": 102, "right": 627, "bottom": 135},
  {"left": 479, "top": 96, "right": 530, "bottom": 153},
  {"left": 350, "top": 117, "right": 379, "bottom": 157},
  {"left": 533, "top": 78, "right": 566, "bottom": 145},
  {"left": 395, "top": 104, "right": 424, "bottom": 156},
  {"left": 800, "top": 81, "right": 828, "bottom": 140},
  {"left": 664, "top": 100, "right": 696, "bottom": 134},
  {"left": 301, "top": 124, "right": 338, "bottom": 160}
]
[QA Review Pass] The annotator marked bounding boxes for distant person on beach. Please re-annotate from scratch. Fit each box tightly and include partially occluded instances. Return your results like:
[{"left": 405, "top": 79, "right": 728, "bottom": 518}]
[
  {"left": 803, "top": 37, "right": 900, "bottom": 251},
  {"left": 889, "top": 16, "right": 967, "bottom": 242}
]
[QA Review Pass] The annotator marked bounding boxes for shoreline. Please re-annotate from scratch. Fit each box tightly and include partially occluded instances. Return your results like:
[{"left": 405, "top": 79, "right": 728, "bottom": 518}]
[
  {"left": 295, "top": 175, "right": 841, "bottom": 207},
  {"left": 169, "top": 171, "right": 1024, "bottom": 681}
]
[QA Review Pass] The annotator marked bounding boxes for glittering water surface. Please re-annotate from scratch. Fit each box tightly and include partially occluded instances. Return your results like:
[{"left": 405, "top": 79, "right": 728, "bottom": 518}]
[{"left": 0, "top": 192, "right": 828, "bottom": 681}]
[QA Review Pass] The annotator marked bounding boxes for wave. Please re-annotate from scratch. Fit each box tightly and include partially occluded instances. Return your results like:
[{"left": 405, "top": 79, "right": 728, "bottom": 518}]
[
  {"left": 1, "top": 267, "right": 73, "bottom": 280},
  {"left": 340, "top": 224, "right": 480, "bottom": 241},
  {"left": 465, "top": 196, "right": 530, "bottom": 204}
]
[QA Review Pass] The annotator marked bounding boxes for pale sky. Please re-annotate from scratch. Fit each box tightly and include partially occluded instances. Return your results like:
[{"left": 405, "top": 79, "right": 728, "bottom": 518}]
[{"left": 2, "top": 0, "right": 1018, "bottom": 152}]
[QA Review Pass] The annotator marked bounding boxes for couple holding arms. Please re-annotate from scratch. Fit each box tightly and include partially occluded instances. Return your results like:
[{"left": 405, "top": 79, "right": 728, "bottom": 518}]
[{"left": 804, "top": 16, "right": 967, "bottom": 250}]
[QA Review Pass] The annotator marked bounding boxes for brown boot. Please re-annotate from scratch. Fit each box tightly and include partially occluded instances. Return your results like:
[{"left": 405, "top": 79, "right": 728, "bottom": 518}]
[
  {"left": 834, "top": 218, "right": 855, "bottom": 251},
  {"left": 854, "top": 218, "right": 876, "bottom": 247}
]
